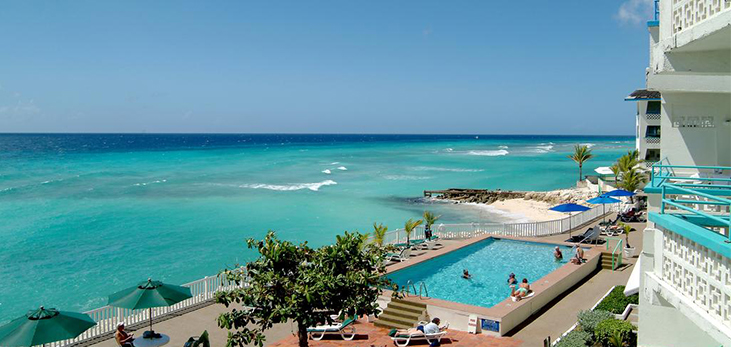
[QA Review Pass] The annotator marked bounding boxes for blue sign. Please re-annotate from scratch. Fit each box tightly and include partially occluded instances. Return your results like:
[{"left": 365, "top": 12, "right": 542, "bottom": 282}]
[{"left": 481, "top": 318, "right": 500, "bottom": 332}]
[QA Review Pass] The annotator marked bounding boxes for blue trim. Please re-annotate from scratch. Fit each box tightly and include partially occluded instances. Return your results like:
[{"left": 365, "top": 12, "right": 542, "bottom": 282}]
[
  {"left": 649, "top": 212, "right": 731, "bottom": 258},
  {"left": 624, "top": 97, "right": 662, "bottom": 101},
  {"left": 647, "top": 20, "right": 659, "bottom": 27}
]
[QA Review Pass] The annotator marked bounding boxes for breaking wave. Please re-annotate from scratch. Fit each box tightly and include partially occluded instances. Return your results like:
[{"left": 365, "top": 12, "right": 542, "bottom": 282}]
[
  {"left": 322, "top": 169, "right": 332, "bottom": 174},
  {"left": 412, "top": 166, "right": 484, "bottom": 172},
  {"left": 337, "top": 166, "right": 348, "bottom": 171},
  {"left": 581, "top": 143, "right": 596, "bottom": 148},
  {"left": 466, "top": 149, "right": 509, "bottom": 156},
  {"left": 383, "top": 175, "right": 431, "bottom": 180},
  {"left": 239, "top": 180, "right": 337, "bottom": 191}
]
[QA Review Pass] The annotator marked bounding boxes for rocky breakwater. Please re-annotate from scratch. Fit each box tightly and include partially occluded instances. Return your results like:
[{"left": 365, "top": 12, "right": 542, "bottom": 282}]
[{"left": 432, "top": 188, "right": 594, "bottom": 205}]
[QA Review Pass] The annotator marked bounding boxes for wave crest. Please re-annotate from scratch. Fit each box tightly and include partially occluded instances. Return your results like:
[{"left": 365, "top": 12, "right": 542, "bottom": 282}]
[
  {"left": 239, "top": 180, "right": 337, "bottom": 191},
  {"left": 466, "top": 149, "right": 509, "bottom": 156}
]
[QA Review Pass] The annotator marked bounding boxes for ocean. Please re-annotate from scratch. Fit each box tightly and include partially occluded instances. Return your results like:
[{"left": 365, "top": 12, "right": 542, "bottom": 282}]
[{"left": 0, "top": 134, "right": 632, "bottom": 321}]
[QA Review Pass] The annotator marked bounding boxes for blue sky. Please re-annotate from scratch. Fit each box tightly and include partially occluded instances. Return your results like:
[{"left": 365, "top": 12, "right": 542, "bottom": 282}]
[{"left": 0, "top": 1, "right": 655, "bottom": 135}]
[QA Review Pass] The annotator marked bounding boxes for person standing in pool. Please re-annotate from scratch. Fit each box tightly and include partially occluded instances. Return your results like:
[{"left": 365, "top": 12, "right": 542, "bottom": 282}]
[
  {"left": 507, "top": 273, "right": 517, "bottom": 285},
  {"left": 554, "top": 246, "right": 563, "bottom": 261},
  {"left": 462, "top": 269, "right": 472, "bottom": 279}
]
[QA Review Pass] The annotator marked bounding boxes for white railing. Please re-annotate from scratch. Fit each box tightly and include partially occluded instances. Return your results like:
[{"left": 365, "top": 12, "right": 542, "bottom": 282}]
[
  {"left": 671, "top": 0, "right": 731, "bottom": 34},
  {"left": 382, "top": 205, "right": 612, "bottom": 245},
  {"left": 52, "top": 270, "right": 244, "bottom": 347}
]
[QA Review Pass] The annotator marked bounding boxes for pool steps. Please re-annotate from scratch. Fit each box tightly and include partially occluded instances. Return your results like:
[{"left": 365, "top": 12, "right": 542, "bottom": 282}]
[{"left": 374, "top": 298, "right": 427, "bottom": 329}]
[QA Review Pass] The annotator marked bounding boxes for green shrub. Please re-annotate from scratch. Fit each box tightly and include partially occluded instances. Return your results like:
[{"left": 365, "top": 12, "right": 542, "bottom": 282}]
[
  {"left": 595, "top": 319, "right": 635, "bottom": 346},
  {"left": 555, "top": 329, "right": 592, "bottom": 347},
  {"left": 577, "top": 309, "right": 614, "bottom": 335},
  {"left": 595, "top": 286, "right": 639, "bottom": 314}
]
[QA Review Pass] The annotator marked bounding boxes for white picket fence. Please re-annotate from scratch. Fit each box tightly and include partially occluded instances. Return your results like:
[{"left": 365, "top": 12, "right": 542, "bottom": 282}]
[
  {"left": 52, "top": 271, "right": 244, "bottom": 347},
  {"left": 382, "top": 204, "right": 612, "bottom": 245}
]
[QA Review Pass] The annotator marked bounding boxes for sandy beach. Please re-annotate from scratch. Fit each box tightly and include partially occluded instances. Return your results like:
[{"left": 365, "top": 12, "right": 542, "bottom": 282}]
[{"left": 489, "top": 198, "right": 569, "bottom": 222}]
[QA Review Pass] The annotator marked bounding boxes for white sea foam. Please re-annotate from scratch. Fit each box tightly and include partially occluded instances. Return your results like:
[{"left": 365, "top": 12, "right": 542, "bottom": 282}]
[
  {"left": 239, "top": 180, "right": 337, "bottom": 191},
  {"left": 466, "top": 149, "right": 509, "bottom": 156},
  {"left": 133, "top": 179, "right": 167, "bottom": 187},
  {"left": 412, "top": 166, "right": 484, "bottom": 172},
  {"left": 444, "top": 148, "right": 454, "bottom": 152},
  {"left": 535, "top": 145, "right": 554, "bottom": 151},
  {"left": 383, "top": 175, "right": 431, "bottom": 180},
  {"left": 331, "top": 162, "right": 340, "bottom": 165},
  {"left": 337, "top": 166, "right": 348, "bottom": 171},
  {"left": 498, "top": 145, "right": 509, "bottom": 149},
  {"left": 581, "top": 143, "right": 596, "bottom": 148},
  {"left": 322, "top": 169, "right": 332, "bottom": 174}
]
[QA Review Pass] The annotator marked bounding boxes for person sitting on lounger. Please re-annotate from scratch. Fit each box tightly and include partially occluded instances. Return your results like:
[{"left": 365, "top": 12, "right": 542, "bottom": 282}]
[
  {"left": 462, "top": 269, "right": 472, "bottom": 280},
  {"left": 115, "top": 322, "right": 134, "bottom": 347},
  {"left": 553, "top": 246, "right": 563, "bottom": 261},
  {"left": 507, "top": 272, "right": 517, "bottom": 285}
]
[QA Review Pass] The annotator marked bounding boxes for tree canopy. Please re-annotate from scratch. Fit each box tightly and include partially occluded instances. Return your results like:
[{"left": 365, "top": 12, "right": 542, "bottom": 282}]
[{"left": 215, "top": 231, "right": 398, "bottom": 347}]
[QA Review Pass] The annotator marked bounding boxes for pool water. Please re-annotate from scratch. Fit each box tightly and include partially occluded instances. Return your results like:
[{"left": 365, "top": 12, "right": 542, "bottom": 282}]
[{"left": 387, "top": 239, "right": 574, "bottom": 308}]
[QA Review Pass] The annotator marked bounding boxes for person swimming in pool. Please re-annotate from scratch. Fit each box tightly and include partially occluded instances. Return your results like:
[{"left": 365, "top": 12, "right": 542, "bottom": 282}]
[
  {"left": 462, "top": 269, "right": 472, "bottom": 280},
  {"left": 507, "top": 272, "right": 517, "bottom": 285},
  {"left": 554, "top": 246, "right": 563, "bottom": 261}
]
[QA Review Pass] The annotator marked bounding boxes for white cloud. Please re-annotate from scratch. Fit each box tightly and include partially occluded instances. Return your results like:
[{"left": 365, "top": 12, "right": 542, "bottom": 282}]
[{"left": 616, "top": 0, "right": 654, "bottom": 25}]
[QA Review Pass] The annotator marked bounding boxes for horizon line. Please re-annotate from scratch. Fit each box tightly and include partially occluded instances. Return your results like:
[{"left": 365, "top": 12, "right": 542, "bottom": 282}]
[{"left": 0, "top": 132, "right": 635, "bottom": 137}]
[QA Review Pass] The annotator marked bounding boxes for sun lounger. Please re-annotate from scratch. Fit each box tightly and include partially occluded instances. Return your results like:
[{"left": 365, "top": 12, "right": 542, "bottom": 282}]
[
  {"left": 386, "top": 247, "right": 411, "bottom": 262},
  {"left": 567, "top": 227, "right": 600, "bottom": 244},
  {"left": 391, "top": 330, "right": 448, "bottom": 347},
  {"left": 307, "top": 317, "right": 357, "bottom": 341}
]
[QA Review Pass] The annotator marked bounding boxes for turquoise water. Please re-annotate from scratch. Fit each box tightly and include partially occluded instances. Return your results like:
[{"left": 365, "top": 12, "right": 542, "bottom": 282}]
[
  {"left": 387, "top": 238, "right": 573, "bottom": 308},
  {"left": 0, "top": 134, "right": 631, "bottom": 321}
]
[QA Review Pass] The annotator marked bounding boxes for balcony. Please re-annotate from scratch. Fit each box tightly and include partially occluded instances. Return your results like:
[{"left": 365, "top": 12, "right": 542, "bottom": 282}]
[{"left": 671, "top": 0, "right": 731, "bottom": 35}]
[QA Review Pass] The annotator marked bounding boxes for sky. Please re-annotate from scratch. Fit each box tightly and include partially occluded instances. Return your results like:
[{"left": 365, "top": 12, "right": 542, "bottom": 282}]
[{"left": 0, "top": 0, "right": 656, "bottom": 135}]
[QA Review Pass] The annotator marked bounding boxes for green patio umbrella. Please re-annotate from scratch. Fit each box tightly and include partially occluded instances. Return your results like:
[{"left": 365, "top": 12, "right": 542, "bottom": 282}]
[
  {"left": 0, "top": 307, "right": 96, "bottom": 346},
  {"left": 107, "top": 279, "right": 192, "bottom": 333}
]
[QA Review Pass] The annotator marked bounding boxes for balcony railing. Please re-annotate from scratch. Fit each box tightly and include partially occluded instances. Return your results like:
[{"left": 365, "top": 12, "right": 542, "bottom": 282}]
[
  {"left": 671, "top": 0, "right": 731, "bottom": 35},
  {"left": 651, "top": 161, "right": 731, "bottom": 237},
  {"left": 645, "top": 136, "right": 661, "bottom": 144}
]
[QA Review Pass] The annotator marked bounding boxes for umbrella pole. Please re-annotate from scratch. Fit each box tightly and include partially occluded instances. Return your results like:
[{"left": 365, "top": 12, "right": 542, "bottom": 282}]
[{"left": 149, "top": 307, "right": 153, "bottom": 332}]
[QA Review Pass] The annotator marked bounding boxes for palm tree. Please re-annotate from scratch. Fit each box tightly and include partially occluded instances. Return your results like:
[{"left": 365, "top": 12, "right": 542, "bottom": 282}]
[
  {"left": 423, "top": 211, "right": 441, "bottom": 233},
  {"left": 609, "top": 163, "right": 621, "bottom": 188},
  {"left": 404, "top": 218, "right": 423, "bottom": 245},
  {"left": 619, "top": 222, "right": 634, "bottom": 248},
  {"left": 617, "top": 153, "right": 640, "bottom": 174},
  {"left": 619, "top": 168, "right": 647, "bottom": 202},
  {"left": 568, "top": 144, "right": 594, "bottom": 182},
  {"left": 372, "top": 222, "right": 388, "bottom": 246}
]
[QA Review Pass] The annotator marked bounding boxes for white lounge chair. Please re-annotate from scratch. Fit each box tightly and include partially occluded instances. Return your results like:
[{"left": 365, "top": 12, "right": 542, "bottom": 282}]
[
  {"left": 386, "top": 248, "right": 411, "bottom": 262},
  {"left": 307, "top": 317, "right": 356, "bottom": 341},
  {"left": 391, "top": 330, "right": 448, "bottom": 347}
]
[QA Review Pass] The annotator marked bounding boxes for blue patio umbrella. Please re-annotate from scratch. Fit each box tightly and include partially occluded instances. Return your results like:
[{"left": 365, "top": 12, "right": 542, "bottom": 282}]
[
  {"left": 550, "top": 203, "right": 591, "bottom": 237},
  {"left": 603, "top": 189, "right": 636, "bottom": 197},
  {"left": 587, "top": 196, "right": 621, "bottom": 223}
]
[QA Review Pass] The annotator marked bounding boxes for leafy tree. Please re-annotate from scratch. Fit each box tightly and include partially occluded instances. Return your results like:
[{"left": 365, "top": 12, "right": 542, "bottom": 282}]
[
  {"left": 568, "top": 144, "right": 594, "bottom": 182},
  {"left": 609, "top": 163, "right": 621, "bottom": 187},
  {"left": 372, "top": 222, "right": 388, "bottom": 246},
  {"left": 404, "top": 218, "right": 423, "bottom": 245},
  {"left": 422, "top": 211, "right": 441, "bottom": 232},
  {"left": 215, "top": 231, "right": 398, "bottom": 347}
]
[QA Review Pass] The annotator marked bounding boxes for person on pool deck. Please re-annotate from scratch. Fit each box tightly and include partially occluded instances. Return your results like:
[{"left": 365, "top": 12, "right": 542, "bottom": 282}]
[
  {"left": 115, "top": 322, "right": 134, "bottom": 347},
  {"left": 507, "top": 272, "right": 517, "bottom": 285},
  {"left": 393, "top": 317, "right": 446, "bottom": 345},
  {"left": 462, "top": 269, "right": 472, "bottom": 279},
  {"left": 554, "top": 246, "right": 563, "bottom": 261},
  {"left": 570, "top": 244, "right": 585, "bottom": 264}
]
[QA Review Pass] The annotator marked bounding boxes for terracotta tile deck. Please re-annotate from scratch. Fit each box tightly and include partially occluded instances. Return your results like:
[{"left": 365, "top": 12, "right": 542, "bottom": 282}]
[{"left": 267, "top": 321, "right": 523, "bottom": 347}]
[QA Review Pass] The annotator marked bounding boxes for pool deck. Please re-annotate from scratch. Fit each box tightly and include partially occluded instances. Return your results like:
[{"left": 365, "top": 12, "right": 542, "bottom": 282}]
[{"left": 86, "top": 215, "right": 644, "bottom": 347}]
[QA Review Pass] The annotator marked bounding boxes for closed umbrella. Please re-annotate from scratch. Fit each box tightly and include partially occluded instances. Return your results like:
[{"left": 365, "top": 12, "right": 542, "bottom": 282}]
[
  {"left": 549, "top": 203, "right": 591, "bottom": 237},
  {"left": 0, "top": 307, "right": 96, "bottom": 347},
  {"left": 107, "top": 279, "right": 192, "bottom": 333},
  {"left": 587, "top": 195, "right": 621, "bottom": 223}
]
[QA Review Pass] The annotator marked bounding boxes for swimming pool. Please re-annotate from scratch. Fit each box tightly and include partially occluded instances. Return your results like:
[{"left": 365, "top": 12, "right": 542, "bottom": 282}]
[{"left": 387, "top": 238, "right": 574, "bottom": 308}]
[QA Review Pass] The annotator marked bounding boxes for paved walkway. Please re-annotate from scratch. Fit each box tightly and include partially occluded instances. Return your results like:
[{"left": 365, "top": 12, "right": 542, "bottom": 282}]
[
  {"left": 507, "top": 218, "right": 645, "bottom": 346},
  {"left": 268, "top": 321, "right": 523, "bottom": 347}
]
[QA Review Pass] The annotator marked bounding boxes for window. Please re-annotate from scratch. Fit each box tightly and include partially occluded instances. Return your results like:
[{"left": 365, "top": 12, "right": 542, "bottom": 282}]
[
  {"left": 646, "top": 101, "right": 661, "bottom": 115},
  {"left": 645, "top": 149, "right": 661, "bottom": 162},
  {"left": 646, "top": 125, "right": 661, "bottom": 138}
]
